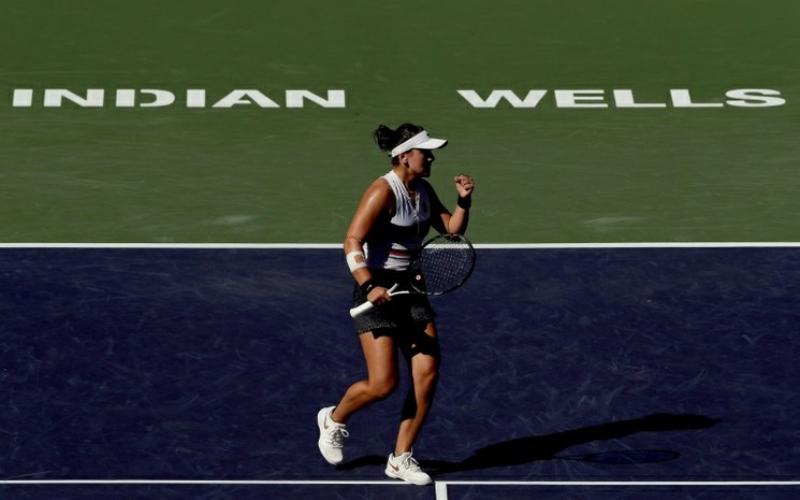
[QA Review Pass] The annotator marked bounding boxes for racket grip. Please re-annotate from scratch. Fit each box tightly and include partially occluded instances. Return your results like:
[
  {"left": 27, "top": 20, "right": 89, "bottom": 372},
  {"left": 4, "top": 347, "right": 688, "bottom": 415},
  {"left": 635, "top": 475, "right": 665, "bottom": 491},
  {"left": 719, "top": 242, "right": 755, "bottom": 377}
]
[
  {"left": 349, "top": 300, "right": 375, "bottom": 318},
  {"left": 349, "top": 284, "right": 400, "bottom": 318}
]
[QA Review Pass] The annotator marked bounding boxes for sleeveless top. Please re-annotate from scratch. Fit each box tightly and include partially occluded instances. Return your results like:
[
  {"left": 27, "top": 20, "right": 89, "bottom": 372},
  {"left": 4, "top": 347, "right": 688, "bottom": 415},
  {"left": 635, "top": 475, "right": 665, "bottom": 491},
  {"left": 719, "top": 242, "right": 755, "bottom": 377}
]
[{"left": 365, "top": 170, "right": 432, "bottom": 271}]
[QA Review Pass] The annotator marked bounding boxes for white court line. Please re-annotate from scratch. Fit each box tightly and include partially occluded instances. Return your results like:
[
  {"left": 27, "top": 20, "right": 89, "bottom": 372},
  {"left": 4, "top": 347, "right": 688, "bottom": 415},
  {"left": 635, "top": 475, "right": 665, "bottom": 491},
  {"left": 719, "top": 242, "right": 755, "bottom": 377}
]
[
  {"left": 433, "top": 481, "right": 800, "bottom": 500},
  {"left": 0, "top": 242, "right": 799, "bottom": 249},
  {"left": 3, "top": 479, "right": 800, "bottom": 500},
  {"left": 2, "top": 479, "right": 799, "bottom": 485},
  {"left": 0, "top": 480, "right": 408, "bottom": 485},
  {"left": 435, "top": 481, "right": 448, "bottom": 499},
  {"left": 441, "top": 480, "right": 800, "bottom": 485}
]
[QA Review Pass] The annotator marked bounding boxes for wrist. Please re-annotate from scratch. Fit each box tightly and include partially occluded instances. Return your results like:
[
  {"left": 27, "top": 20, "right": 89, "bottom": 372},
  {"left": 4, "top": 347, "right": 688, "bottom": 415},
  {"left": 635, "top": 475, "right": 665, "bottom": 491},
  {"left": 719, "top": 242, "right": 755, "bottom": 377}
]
[
  {"left": 457, "top": 195, "right": 472, "bottom": 210},
  {"left": 359, "top": 279, "right": 376, "bottom": 296}
]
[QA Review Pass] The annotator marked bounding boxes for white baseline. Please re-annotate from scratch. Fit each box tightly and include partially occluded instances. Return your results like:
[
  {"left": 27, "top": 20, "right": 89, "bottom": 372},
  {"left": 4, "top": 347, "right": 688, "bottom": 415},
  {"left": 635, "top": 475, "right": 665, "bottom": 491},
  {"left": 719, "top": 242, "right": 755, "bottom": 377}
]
[{"left": 0, "top": 242, "right": 800, "bottom": 249}]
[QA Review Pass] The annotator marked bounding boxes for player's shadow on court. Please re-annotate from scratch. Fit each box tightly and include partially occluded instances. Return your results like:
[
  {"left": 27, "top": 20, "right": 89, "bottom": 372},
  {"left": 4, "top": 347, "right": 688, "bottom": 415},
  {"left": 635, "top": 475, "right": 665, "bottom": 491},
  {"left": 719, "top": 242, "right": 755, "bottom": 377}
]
[{"left": 337, "top": 413, "right": 719, "bottom": 474}]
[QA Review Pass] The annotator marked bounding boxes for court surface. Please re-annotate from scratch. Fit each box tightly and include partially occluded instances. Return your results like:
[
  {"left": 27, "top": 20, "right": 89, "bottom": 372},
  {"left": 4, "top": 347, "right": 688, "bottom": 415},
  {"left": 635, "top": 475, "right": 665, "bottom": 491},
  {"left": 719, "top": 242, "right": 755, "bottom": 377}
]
[
  {"left": 2, "top": 1, "right": 799, "bottom": 498},
  {"left": 1, "top": 246, "right": 798, "bottom": 498}
]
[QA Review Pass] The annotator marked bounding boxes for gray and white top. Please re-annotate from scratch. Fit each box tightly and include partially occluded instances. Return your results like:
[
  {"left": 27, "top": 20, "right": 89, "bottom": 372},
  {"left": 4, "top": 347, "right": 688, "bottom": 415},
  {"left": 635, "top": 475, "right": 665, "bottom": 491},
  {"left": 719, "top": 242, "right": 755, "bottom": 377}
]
[{"left": 365, "top": 170, "right": 432, "bottom": 271}]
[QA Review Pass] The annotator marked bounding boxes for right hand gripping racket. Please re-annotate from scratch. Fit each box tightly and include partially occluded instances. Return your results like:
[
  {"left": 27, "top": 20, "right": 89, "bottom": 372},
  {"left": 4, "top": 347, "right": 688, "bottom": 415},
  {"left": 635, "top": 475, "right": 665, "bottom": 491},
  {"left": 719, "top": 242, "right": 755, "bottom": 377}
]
[{"left": 349, "top": 233, "right": 476, "bottom": 318}]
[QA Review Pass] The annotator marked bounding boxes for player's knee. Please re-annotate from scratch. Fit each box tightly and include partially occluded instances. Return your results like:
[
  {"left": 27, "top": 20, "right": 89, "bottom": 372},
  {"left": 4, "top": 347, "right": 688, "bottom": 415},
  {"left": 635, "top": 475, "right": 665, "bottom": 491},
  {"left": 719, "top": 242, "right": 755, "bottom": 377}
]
[
  {"left": 366, "top": 376, "right": 397, "bottom": 400},
  {"left": 406, "top": 328, "right": 441, "bottom": 360}
]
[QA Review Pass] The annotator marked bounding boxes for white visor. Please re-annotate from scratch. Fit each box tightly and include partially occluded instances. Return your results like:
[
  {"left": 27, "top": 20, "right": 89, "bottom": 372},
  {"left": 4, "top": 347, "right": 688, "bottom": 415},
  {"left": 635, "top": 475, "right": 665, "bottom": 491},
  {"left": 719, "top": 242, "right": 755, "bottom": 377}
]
[{"left": 390, "top": 130, "right": 448, "bottom": 157}]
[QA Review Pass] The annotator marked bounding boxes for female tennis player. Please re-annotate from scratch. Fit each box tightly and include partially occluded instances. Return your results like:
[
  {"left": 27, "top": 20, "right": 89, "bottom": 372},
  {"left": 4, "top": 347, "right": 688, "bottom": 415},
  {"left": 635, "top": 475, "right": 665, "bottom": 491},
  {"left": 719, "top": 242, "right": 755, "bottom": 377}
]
[{"left": 317, "top": 123, "right": 474, "bottom": 485}]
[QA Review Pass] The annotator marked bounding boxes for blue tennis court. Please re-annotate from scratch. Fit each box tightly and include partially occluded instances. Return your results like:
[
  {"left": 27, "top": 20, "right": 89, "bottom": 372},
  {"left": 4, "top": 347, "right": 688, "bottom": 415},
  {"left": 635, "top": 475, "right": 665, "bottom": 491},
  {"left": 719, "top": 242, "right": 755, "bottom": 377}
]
[{"left": 1, "top": 246, "right": 798, "bottom": 498}]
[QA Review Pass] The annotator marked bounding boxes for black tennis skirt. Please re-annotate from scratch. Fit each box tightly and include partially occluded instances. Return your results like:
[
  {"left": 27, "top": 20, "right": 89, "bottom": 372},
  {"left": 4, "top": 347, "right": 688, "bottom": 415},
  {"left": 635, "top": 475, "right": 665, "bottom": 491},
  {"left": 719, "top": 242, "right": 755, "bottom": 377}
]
[{"left": 351, "top": 268, "right": 436, "bottom": 333}]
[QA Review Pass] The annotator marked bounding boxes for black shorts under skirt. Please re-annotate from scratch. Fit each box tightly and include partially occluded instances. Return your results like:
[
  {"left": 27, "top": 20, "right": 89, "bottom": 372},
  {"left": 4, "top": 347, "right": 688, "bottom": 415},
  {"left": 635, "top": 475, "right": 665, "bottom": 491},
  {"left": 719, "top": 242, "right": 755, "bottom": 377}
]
[{"left": 351, "top": 269, "right": 436, "bottom": 334}]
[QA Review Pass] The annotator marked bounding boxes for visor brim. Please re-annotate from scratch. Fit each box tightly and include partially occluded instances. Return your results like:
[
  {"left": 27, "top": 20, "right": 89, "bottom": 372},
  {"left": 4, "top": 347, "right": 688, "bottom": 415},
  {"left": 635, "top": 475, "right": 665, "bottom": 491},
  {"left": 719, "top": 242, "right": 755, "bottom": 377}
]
[{"left": 415, "top": 137, "right": 448, "bottom": 150}]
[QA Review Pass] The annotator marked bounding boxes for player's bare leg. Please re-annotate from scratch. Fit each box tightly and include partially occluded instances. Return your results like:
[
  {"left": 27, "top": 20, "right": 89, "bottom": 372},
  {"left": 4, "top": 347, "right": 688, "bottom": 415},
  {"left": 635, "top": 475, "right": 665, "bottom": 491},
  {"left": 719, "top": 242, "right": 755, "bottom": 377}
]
[
  {"left": 318, "top": 333, "right": 398, "bottom": 465},
  {"left": 331, "top": 332, "right": 398, "bottom": 423},
  {"left": 385, "top": 322, "right": 438, "bottom": 485},
  {"left": 394, "top": 322, "right": 439, "bottom": 454}
]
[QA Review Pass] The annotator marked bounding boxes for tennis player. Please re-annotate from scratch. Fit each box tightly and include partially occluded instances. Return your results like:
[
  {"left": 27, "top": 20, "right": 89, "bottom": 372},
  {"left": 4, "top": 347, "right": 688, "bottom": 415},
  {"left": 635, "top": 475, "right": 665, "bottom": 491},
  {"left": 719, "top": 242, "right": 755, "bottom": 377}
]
[{"left": 317, "top": 123, "right": 474, "bottom": 485}]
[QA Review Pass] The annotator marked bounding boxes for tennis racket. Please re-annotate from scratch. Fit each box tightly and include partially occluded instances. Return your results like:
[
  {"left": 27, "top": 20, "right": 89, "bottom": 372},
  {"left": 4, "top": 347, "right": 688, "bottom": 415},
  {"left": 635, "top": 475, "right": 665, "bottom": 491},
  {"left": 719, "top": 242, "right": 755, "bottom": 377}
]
[{"left": 349, "top": 233, "right": 476, "bottom": 318}]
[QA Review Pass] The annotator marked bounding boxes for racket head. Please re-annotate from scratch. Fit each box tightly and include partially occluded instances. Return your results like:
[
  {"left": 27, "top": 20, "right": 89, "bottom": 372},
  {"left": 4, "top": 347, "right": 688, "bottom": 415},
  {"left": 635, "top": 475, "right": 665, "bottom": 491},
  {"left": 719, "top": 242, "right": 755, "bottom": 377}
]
[{"left": 410, "top": 233, "right": 476, "bottom": 295}]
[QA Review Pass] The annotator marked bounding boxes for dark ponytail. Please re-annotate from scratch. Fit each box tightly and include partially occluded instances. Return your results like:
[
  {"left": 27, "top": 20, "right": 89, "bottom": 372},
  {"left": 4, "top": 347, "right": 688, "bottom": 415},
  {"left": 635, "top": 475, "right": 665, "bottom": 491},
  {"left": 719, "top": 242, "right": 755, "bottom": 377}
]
[
  {"left": 373, "top": 123, "right": 425, "bottom": 163},
  {"left": 374, "top": 125, "right": 398, "bottom": 152}
]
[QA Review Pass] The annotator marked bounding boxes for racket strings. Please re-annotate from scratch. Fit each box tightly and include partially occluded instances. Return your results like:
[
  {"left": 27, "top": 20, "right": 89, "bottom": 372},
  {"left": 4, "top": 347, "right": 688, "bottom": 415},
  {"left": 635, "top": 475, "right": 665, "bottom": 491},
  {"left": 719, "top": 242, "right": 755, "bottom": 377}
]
[{"left": 418, "top": 237, "right": 475, "bottom": 294}]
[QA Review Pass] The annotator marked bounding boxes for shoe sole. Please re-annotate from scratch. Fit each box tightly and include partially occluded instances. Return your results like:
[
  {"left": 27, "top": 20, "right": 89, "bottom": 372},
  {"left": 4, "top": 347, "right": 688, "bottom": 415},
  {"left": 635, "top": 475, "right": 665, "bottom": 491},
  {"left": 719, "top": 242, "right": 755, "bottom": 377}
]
[{"left": 317, "top": 408, "right": 342, "bottom": 465}]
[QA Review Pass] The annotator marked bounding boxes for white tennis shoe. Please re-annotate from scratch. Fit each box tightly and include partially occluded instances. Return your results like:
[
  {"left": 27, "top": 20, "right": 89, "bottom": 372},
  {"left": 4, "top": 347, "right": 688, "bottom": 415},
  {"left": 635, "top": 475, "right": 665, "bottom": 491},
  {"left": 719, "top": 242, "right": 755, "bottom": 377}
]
[
  {"left": 317, "top": 406, "right": 349, "bottom": 465},
  {"left": 385, "top": 451, "right": 432, "bottom": 485}
]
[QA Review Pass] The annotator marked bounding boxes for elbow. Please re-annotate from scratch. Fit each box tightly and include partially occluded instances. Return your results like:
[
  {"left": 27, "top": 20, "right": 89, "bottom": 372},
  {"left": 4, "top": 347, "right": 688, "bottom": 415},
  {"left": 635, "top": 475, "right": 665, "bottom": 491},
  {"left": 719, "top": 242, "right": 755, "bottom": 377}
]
[{"left": 344, "top": 235, "right": 363, "bottom": 251}]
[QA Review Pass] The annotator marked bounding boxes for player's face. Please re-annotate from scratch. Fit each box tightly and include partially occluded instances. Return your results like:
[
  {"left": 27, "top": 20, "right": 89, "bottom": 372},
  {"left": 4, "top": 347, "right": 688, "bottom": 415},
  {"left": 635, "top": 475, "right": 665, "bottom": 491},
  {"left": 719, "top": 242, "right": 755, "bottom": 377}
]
[{"left": 406, "top": 149, "right": 435, "bottom": 177}]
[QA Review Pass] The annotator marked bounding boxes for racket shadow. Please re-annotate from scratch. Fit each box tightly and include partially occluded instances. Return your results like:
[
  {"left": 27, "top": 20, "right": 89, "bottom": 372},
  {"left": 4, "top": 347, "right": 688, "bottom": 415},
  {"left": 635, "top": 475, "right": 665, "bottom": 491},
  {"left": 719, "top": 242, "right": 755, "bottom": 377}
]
[{"left": 336, "top": 413, "right": 719, "bottom": 474}]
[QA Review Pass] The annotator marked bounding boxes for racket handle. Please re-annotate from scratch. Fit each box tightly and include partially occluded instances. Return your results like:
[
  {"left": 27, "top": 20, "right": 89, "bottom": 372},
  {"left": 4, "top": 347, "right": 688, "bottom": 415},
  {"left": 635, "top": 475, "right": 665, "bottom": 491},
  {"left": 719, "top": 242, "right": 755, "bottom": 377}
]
[
  {"left": 349, "top": 283, "right": 401, "bottom": 318},
  {"left": 350, "top": 300, "right": 375, "bottom": 318}
]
